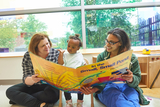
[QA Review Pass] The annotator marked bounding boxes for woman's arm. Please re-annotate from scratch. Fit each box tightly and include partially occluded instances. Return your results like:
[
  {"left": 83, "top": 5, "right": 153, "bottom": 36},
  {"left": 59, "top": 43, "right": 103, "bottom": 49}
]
[
  {"left": 22, "top": 52, "right": 43, "bottom": 86},
  {"left": 25, "top": 74, "right": 43, "bottom": 86},
  {"left": 124, "top": 54, "right": 141, "bottom": 88}
]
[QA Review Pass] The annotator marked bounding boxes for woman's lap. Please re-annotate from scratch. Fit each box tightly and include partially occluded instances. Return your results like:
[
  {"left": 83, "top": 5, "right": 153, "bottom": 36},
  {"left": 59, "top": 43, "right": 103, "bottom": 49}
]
[
  {"left": 97, "top": 83, "right": 140, "bottom": 107},
  {"left": 32, "top": 84, "right": 59, "bottom": 103},
  {"left": 6, "top": 83, "right": 59, "bottom": 107}
]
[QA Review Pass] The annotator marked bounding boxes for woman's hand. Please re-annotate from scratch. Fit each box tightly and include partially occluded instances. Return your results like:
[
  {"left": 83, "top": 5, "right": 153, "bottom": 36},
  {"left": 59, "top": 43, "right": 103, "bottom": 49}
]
[
  {"left": 31, "top": 74, "right": 44, "bottom": 83},
  {"left": 78, "top": 86, "right": 99, "bottom": 95},
  {"left": 121, "top": 69, "right": 133, "bottom": 83},
  {"left": 25, "top": 74, "right": 43, "bottom": 85}
]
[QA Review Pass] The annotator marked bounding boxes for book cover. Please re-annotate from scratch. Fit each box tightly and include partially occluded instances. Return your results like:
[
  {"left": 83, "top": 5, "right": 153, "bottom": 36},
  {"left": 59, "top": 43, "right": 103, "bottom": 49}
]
[{"left": 29, "top": 50, "right": 133, "bottom": 93}]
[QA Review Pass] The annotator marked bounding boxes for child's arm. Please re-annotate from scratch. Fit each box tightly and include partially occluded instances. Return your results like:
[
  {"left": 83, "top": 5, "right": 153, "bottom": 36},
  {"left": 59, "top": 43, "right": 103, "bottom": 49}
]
[{"left": 57, "top": 49, "right": 65, "bottom": 65}]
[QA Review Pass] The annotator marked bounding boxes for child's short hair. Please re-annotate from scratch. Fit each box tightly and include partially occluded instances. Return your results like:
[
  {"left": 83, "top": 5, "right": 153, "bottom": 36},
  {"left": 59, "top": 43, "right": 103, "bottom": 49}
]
[{"left": 67, "top": 34, "right": 82, "bottom": 47}]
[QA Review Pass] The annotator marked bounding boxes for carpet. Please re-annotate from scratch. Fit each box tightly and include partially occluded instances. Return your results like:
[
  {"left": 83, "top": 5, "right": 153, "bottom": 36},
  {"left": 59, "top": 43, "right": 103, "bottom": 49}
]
[{"left": 142, "top": 88, "right": 160, "bottom": 99}]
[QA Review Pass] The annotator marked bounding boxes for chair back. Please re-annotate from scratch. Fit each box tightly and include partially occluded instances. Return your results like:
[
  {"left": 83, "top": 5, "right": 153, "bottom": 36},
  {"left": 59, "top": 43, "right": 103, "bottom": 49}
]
[{"left": 84, "top": 58, "right": 89, "bottom": 65}]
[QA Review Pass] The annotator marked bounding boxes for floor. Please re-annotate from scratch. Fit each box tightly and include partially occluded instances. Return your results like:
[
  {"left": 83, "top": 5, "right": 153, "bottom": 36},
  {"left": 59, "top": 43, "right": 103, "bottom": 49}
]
[{"left": 0, "top": 85, "right": 160, "bottom": 107}]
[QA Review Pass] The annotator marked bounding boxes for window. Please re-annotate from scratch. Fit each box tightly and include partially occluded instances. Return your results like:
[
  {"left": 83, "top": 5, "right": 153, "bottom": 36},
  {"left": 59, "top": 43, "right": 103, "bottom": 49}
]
[
  {"left": 0, "top": 0, "right": 160, "bottom": 53},
  {"left": 85, "top": 7, "right": 160, "bottom": 48},
  {"left": 0, "top": 12, "right": 81, "bottom": 52}
]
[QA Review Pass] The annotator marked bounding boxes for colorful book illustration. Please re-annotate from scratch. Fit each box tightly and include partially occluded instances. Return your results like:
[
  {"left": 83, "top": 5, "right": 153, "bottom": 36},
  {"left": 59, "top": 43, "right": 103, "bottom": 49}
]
[{"left": 29, "top": 50, "right": 133, "bottom": 93}]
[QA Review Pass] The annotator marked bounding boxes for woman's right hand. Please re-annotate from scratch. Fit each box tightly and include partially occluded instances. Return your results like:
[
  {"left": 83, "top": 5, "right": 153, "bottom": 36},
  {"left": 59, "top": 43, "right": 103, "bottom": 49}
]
[
  {"left": 25, "top": 74, "right": 44, "bottom": 85},
  {"left": 31, "top": 74, "right": 44, "bottom": 83},
  {"left": 78, "top": 86, "right": 99, "bottom": 95}
]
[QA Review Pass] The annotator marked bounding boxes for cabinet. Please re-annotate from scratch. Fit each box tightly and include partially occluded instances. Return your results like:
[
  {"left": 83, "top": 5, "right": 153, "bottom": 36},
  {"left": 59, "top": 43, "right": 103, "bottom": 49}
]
[
  {"left": 148, "top": 55, "right": 160, "bottom": 88},
  {"left": 137, "top": 55, "right": 160, "bottom": 88}
]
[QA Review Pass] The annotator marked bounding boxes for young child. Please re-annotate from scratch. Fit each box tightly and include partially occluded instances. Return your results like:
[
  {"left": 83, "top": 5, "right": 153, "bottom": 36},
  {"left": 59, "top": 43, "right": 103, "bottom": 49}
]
[{"left": 58, "top": 34, "right": 86, "bottom": 107}]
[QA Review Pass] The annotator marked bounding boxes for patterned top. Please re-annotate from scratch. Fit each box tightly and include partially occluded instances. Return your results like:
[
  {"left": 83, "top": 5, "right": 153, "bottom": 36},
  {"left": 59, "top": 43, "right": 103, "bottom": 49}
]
[{"left": 22, "top": 48, "right": 59, "bottom": 85}]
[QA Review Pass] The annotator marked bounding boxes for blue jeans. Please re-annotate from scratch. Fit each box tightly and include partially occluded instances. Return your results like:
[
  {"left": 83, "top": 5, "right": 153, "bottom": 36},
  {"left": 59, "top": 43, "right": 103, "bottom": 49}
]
[{"left": 98, "top": 83, "right": 140, "bottom": 107}]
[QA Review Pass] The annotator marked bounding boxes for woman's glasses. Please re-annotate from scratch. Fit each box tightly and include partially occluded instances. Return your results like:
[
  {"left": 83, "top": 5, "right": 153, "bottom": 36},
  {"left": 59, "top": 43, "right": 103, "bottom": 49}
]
[{"left": 105, "top": 39, "right": 119, "bottom": 45}]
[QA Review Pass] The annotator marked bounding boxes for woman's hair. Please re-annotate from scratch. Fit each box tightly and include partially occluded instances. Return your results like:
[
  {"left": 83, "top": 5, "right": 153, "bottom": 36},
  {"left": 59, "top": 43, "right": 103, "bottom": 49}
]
[
  {"left": 28, "top": 33, "right": 52, "bottom": 55},
  {"left": 67, "top": 34, "right": 82, "bottom": 47},
  {"left": 106, "top": 28, "right": 131, "bottom": 54}
]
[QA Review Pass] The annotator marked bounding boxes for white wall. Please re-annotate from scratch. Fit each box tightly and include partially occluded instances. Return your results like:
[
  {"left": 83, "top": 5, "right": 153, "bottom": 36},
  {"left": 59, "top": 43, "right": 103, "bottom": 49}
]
[{"left": 0, "top": 57, "right": 23, "bottom": 80}]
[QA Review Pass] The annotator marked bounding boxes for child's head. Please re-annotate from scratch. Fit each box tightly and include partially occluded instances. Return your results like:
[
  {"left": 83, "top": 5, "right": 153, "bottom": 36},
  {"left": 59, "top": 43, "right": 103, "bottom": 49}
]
[{"left": 67, "top": 34, "right": 82, "bottom": 54}]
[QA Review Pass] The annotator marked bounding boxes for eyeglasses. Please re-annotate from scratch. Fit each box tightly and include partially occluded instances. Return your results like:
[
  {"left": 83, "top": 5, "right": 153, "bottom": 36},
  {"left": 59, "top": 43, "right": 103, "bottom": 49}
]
[{"left": 105, "top": 39, "right": 119, "bottom": 45}]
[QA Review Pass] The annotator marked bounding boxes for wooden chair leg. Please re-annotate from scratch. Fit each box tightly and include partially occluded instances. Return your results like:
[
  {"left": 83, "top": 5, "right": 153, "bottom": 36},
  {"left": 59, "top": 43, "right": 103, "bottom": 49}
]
[
  {"left": 59, "top": 90, "right": 63, "bottom": 107},
  {"left": 91, "top": 93, "right": 94, "bottom": 107}
]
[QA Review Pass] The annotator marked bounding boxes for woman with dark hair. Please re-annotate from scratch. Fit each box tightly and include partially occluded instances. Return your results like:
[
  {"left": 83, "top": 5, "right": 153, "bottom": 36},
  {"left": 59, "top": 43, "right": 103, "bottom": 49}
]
[
  {"left": 6, "top": 33, "right": 60, "bottom": 107},
  {"left": 106, "top": 28, "right": 131, "bottom": 54},
  {"left": 79, "top": 28, "right": 150, "bottom": 107}
]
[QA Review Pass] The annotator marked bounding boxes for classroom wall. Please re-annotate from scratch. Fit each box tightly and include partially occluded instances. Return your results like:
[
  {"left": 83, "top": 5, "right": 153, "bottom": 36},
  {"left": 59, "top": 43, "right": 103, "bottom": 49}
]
[{"left": 0, "top": 57, "right": 23, "bottom": 80}]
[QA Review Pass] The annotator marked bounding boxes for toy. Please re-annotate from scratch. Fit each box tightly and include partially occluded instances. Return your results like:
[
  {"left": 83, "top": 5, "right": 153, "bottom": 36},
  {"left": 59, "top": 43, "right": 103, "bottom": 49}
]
[{"left": 142, "top": 48, "right": 150, "bottom": 55}]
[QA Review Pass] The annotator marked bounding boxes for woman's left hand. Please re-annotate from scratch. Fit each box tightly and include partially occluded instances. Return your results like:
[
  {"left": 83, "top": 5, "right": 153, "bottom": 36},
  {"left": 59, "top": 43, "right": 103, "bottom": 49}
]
[{"left": 121, "top": 69, "right": 133, "bottom": 83}]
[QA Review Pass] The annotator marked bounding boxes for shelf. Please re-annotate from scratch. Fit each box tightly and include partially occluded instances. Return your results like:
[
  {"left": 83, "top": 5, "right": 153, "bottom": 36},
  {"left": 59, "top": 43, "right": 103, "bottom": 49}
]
[
  {"left": 139, "top": 82, "right": 147, "bottom": 88},
  {"left": 139, "top": 75, "right": 148, "bottom": 88},
  {"left": 141, "top": 73, "right": 147, "bottom": 75}
]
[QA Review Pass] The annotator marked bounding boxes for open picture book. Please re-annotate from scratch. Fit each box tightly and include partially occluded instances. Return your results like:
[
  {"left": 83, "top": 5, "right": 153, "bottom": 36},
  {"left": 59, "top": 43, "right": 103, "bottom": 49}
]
[{"left": 29, "top": 50, "right": 133, "bottom": 93}]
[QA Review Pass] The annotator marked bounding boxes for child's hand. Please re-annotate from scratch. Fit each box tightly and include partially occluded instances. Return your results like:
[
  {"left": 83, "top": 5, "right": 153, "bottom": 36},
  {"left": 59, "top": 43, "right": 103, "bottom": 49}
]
[
  {"left": 57, "top": 48, "right": 65, "bottom": 54},
  {"left": 58, "top": 48, "right": 65, "bottom": 65}
]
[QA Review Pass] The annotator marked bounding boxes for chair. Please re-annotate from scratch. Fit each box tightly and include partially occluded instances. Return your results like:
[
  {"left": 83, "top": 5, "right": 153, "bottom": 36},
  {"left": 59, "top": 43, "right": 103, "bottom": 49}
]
[
  {"left": 58, "top": 58, "right": 94, "bottom": 107},
  {"left": 84, "top": 58, "right": 94, "bottom": 107},
  {"left": 59, "top": 90, "right": 63, "bottom": 107}
]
